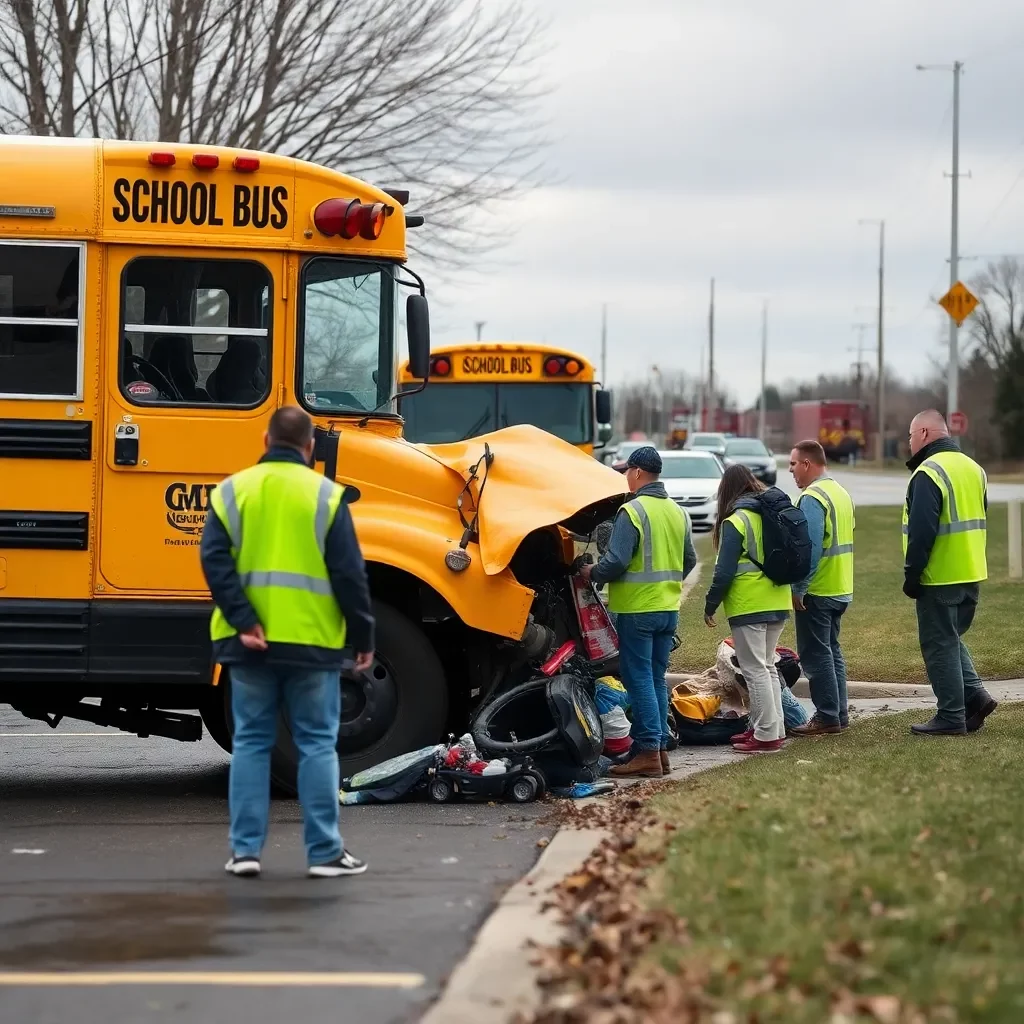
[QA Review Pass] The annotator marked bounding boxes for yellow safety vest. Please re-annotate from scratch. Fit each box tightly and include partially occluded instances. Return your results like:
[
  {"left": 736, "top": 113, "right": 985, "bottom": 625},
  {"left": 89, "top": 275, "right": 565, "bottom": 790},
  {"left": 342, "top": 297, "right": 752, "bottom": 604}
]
[
  {"left": 208, "top": 460, "right": 347, "bottom": 649},
  {"left": 720, "top": 509, "right": 792, "bottom": 620},
  {"left": 799, "top": 476, "right": 855, "bottom": 598},
  {"left": 902, "top": 450, "right": 987, "bottom": 585},
  {"left": 607, "top": 495, "right": 689, "bottom": 614}
]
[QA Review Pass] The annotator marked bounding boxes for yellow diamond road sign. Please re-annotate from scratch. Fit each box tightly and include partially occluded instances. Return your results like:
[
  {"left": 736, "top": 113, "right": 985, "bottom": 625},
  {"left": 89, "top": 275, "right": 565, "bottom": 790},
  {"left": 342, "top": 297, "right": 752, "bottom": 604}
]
[{"left": 938, "top": 281, "right": 979, "bottom": 327}]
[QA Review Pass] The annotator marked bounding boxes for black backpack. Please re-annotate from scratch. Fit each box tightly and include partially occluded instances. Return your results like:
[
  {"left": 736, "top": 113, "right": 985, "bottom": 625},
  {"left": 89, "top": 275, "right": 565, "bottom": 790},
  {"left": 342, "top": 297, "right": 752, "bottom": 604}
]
[{"left": 748, "top": 487, "right": 811, "bottom": 585}]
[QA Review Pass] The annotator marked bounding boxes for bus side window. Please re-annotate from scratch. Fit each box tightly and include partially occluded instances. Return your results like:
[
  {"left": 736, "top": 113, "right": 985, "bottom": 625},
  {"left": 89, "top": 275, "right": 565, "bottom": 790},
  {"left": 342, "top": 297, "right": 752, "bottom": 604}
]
[
  {"left": 119, "top": 257, "right": 272, "bottom": 408},
  {"left": 0, "top": 241, "right": 83, "bottom": 400}
]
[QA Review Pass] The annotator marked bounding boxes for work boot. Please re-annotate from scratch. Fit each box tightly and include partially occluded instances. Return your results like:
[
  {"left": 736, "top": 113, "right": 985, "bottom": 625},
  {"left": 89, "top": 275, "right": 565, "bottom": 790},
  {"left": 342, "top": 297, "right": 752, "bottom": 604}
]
[
  {"left": 910, "top": 716, "right": 966, "bottom": 736},
  {"left": 660, "top": 750, "right": 671, "bottom": 773},
  {"left": 966, "top": 695, "right": 998, "bottom": 733},
  {"left": 789, "top": 714, "right": 843, "bottom": 737},
  {"left": 608, "top": 750, "right": 664, "bottom": 778},
  {"left": 732, "top": 737, "right": 784, "bottom": 754}
]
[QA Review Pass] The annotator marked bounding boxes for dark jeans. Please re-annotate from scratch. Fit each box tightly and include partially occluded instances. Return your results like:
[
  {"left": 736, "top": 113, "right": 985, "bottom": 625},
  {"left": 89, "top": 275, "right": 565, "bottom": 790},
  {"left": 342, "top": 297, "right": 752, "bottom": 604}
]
[
  {"left": 916, "top": 584, "right": 986, "bottom": 726},
  {"left": 794, "top": 595, "right": 849, "bottom": 727},
  {"left": 616, "top": 610, "right": 676, "bottom": 751}
]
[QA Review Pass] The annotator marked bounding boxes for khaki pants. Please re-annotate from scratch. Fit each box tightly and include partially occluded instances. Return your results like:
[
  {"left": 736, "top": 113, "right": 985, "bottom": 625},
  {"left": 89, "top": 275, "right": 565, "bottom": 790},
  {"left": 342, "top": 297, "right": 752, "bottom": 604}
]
[{"left": 732, "top": 621, "right": 786, "bottom": 742}]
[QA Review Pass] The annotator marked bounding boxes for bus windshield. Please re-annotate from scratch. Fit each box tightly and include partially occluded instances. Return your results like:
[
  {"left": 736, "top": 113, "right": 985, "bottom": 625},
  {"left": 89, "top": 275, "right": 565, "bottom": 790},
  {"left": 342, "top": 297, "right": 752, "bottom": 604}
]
[
  {"left": 401, "top": 381, "right": 593, "bottom": 445},
  {"left": 299, "top": 258, "right": 397, "bottom": 415}
]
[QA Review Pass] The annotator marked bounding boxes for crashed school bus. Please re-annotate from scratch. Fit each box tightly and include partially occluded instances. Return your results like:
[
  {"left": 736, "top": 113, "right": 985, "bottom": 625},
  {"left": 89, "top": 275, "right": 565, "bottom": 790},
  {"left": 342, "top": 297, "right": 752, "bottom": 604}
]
[
  {"left": 397, "top": 342, "right": 613, "bottom": 456},
  {"left": 0, "top": 136, "right": 629, "bottom": 790}
]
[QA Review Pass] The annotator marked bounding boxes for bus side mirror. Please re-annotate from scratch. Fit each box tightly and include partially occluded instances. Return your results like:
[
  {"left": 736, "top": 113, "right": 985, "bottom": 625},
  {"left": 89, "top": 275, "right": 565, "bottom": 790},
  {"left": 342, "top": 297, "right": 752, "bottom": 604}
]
[
  {"left": 406, "top": 294, "right": 431, "bottom": 379},
  {"left": 595, "top": 389, "right": 612, "bottom": 425}
]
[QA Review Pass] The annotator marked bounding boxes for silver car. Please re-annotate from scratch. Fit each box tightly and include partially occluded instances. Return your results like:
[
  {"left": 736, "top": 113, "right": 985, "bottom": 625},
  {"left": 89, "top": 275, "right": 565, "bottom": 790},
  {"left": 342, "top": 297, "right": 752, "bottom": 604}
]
[{"left": 657, "top": 450, "right": 723, "bottom": 532}]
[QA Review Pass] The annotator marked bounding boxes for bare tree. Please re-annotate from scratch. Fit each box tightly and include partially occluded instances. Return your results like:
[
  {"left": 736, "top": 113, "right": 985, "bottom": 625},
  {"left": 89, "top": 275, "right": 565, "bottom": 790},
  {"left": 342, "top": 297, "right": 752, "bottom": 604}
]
[
  {"left": 0, "top": 0, "right": 548, "bottom": 268},
  {"left": 966, "top": 257, "right": 1024, "bottom": 370}
]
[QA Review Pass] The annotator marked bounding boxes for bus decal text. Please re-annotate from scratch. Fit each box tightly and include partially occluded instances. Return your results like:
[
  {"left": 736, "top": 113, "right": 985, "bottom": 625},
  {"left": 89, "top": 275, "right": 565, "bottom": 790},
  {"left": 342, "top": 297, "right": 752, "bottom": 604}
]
[{"left": 112, "top": 179, "right": 288, "bottom": 230}]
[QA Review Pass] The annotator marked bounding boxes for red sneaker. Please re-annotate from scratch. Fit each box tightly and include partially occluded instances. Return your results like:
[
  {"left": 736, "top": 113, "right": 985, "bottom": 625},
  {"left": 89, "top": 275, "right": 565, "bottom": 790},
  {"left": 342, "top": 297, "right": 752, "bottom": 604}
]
[
  {"left": 732, "top": 737, "right": 784, "bottom": 754},
  {"left": 730, "top": 729, "right": 754, "bottom": 745}
]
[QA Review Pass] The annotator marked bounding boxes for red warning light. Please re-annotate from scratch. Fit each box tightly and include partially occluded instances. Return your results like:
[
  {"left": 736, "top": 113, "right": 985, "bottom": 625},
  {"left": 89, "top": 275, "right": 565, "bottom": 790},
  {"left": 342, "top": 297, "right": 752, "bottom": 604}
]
[{"left": 148, "top": 151, "right": 176, "bottom": 167}]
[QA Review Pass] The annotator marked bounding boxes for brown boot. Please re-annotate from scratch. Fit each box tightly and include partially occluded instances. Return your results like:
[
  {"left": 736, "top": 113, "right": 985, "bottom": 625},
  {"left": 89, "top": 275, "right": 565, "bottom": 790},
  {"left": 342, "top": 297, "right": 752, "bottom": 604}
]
[
  {"left": 660, "top": 750, "right": 671, "bottom": 773},
  {"left": 609, "top": 750, "right": 664, "bottom": 778},
  {"left": 789, "top": 714, "right": 843, "bottom": 737}
]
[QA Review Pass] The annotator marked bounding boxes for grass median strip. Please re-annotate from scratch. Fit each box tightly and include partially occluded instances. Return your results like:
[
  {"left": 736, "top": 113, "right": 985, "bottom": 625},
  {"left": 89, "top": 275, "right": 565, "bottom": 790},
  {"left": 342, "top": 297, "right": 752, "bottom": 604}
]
[
  {"left": 650, "top": 704, "right": 1024, "bottom": 1021},
  {"left": 524, "top": 705, "right": 1024, "bottom": 1022},
  {"left": 671, "top": 503, "right": 1021, "bottom": 683}
]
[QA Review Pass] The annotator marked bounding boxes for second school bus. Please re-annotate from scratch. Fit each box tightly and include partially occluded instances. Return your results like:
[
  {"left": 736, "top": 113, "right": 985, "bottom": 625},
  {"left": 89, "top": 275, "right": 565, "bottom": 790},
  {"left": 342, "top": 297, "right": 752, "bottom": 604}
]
[
  {"left": 398, "top": 343, "right": 612, "bottom": 455},
  {"left": 0, "top": 136, "right": 628, "bottom": 790}
]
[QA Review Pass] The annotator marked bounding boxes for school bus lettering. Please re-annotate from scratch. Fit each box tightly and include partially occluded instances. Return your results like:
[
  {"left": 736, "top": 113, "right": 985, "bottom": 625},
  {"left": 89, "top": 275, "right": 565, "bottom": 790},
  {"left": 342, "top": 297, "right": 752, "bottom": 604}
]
[
  {"left": 164, "top": 481, "right": 216, "bottom": 536},
  {"left": 232, "top": 184, "right": 288, "bottom": 229},
  {"left": 111, "top": 178, "right": 286, "bottom": 229},
  {"left": 461, "top": 355, "right": 532, "bottom": 375}
]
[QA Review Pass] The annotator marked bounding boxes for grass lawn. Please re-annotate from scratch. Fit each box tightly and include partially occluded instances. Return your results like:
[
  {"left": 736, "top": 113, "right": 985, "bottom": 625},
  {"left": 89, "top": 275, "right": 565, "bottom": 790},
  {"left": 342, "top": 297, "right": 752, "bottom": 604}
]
[
  {"left": 837, "top": 461, "right": 1024, "bottom": 483},
  {"left": 650, "top": 705, "right": 1024, "bottom": 1021},
  {"left": 671, "top": 503, "right": 1023, "bottom": 682}
]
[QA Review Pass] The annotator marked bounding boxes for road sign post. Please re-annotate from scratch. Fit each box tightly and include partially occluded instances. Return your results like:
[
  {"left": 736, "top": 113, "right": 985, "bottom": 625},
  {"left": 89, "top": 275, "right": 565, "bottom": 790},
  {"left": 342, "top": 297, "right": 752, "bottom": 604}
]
[{"left": 949, "top": 410, "right": 968, "bottom": 435}]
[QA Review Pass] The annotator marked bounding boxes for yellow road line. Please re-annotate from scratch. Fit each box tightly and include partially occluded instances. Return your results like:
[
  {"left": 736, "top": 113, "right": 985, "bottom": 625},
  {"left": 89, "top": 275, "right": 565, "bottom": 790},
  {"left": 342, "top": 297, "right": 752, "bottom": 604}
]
[{"left": 0, "top": 971, "right": 425, "bottom": 988}]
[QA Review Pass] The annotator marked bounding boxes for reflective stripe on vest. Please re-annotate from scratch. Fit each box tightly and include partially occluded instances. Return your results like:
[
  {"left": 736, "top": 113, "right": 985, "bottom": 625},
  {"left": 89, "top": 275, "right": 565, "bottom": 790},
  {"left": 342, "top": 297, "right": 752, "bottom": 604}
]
[
  {"left": 720, "top": 509, "right": 791, "bottom": 620},
  {"left": 208, "top": 461, "right": 347, "bottom": 649},
  {"left": 801, "top": 476, "right": 855, "bottom": 598},
  {"left": 901, "top": 450, "right": 988, "bottom": 585},
  {"left": 606, "top": 495, "right": 688, "bottom": 614}
]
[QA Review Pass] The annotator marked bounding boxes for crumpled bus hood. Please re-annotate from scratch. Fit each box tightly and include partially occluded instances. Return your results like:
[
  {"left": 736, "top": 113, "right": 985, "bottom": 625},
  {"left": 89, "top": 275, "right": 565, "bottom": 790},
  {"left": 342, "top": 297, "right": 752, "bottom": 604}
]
[{"left": 422, "top": 425, "right": 630, "bottom": 575}]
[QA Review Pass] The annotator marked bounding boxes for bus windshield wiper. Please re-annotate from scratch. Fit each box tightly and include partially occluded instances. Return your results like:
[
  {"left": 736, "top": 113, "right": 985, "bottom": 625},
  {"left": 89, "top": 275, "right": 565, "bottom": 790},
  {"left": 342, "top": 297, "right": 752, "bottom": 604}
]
[{"left": 458, "top": 410, "right": 493, "bottom": 441}]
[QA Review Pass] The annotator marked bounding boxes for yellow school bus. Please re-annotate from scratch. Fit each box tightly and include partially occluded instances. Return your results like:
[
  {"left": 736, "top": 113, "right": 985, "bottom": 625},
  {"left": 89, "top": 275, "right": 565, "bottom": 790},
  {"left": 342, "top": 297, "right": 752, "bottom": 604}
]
[
  {"left": 398, "top": 343, "right": 613, "bottom": 455},
  {"left": 0, "top": 136, "right": 627, "bottom": 789}
]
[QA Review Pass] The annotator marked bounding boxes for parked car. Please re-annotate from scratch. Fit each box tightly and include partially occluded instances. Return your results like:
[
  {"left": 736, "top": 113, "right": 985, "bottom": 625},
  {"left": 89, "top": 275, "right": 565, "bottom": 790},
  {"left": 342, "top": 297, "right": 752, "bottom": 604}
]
[
  {"left": 657, "top": 450, "right": 723, "bottom": 532},
  {"left": 721, "top": 437, "right": 777, "bottom": 485},
  {"left": 684, "top": 432, "right": 728, "bottom": 457}
]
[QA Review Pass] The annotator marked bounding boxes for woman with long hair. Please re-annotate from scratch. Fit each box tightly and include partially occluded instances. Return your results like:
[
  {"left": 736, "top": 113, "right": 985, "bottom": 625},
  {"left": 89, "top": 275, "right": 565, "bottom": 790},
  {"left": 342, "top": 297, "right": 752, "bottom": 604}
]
[{"left": 704, "top": 464, "right": 792, "bottom": 752}]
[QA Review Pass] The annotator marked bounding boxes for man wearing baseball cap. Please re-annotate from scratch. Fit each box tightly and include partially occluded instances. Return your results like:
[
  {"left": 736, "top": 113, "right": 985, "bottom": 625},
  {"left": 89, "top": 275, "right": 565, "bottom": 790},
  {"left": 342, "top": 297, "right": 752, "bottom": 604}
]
[{"left": 580, "top": 446, "right": 696, "bottom": 777}]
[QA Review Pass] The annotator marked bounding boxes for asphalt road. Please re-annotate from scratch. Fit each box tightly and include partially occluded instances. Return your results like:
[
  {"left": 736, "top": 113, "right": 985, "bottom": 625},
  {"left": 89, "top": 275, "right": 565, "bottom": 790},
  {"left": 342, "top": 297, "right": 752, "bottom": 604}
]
[
  {"left": 0, "top": 708, "right": 551, "bottom": 1024},
  {"left": 777, "top": 465, "right": 1024, "bottom": 507}
]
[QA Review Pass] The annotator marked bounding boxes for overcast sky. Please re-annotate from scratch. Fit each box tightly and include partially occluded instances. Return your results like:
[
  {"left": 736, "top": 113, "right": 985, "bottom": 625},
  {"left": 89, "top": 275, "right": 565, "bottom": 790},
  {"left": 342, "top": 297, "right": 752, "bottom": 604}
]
[{"left": 426, "top": 0, "right": 1024, "bottom": 408}]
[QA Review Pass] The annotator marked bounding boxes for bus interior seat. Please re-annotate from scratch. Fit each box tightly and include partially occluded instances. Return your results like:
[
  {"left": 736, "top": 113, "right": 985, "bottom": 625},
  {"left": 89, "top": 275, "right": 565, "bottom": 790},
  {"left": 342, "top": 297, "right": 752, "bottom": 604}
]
[
  {"left": 149, "top": 334, "right": 201, "bottom": 401},
  {"left": 206, "top": 338, "right": 265, "bottom": 404}
]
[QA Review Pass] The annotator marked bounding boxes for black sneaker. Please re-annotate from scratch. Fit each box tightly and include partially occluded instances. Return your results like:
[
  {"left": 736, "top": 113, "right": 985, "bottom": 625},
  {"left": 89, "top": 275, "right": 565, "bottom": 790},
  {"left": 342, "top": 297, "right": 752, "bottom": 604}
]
[
  {"left": 308, "top": 849, "right": 368, "bottom": 878},
  {"left": 224, "top": 855, "right": 261, "bottom": 877}
]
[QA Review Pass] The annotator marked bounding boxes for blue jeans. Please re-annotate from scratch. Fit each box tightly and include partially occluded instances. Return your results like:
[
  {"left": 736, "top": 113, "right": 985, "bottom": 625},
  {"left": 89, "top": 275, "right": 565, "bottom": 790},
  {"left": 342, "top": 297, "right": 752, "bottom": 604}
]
[
  {"left": 916, "top": 584, "right": 986, "bottom": 726},
  {"left": 780, "top": 685, "right": 809, "bottom": 728},
  {"left": 230, "top": 664, "right": 343, "bottom": 865},
  {"left": 795, "top": 595, "right": 849, "bottom": 727},
  {"left": 616, "top": 611, "right": 676, "bottom": 751}
]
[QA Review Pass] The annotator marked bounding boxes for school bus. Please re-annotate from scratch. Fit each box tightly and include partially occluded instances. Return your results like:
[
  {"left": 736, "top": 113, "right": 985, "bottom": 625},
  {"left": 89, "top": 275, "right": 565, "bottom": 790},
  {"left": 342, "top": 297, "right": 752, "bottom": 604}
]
[
  {"left": 0, "top": 136, "right": 628, "bottom": 790},
  {"left": 398, "top": 343, "right": 613, "bottom": 455}
]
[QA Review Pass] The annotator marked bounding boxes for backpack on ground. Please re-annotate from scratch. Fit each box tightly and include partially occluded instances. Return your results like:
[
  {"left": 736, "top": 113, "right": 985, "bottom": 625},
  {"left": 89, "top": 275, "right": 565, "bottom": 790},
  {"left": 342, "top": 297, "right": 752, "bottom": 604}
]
[{"left": 749, "top": 486, "right": 811, "bottom": 585}]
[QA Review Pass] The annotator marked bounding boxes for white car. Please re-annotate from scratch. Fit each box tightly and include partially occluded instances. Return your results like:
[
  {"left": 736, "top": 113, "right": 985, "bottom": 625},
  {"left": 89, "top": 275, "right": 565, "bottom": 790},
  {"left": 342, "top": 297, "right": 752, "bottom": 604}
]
[{"left": 657, "top": 450, "right": 723, "bottom": 532}]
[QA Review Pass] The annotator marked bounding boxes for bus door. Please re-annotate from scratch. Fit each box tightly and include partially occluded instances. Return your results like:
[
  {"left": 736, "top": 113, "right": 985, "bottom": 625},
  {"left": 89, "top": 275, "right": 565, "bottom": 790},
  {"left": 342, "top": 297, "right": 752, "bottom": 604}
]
[{"left": 98, "top": 247, "right": 285, "bottom": 593}]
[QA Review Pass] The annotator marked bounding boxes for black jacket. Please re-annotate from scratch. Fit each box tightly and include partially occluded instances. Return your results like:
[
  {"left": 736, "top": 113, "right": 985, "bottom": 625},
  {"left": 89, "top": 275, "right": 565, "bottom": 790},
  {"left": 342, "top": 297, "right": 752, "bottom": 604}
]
[
  {"left": 199, "top": 446, "right": 375, "bottom": 668},
  {"left": 904, "top": 437, "right": 987, "bottom": 590}
]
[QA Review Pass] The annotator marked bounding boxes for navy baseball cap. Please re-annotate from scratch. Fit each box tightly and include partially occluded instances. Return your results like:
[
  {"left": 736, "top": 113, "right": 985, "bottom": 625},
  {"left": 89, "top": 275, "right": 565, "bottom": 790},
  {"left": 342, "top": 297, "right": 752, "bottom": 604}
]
[{"left": 626, "top": 445, "right": 662, "bottom": 474}]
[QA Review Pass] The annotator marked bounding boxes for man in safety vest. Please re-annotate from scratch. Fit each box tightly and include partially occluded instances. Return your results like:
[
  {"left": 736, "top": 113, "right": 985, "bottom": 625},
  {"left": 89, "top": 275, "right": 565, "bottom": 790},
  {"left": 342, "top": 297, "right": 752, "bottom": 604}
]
[
  {"left": 903, "top": 409, "right": 997, "bottom": 736},
  {"left": 787, "top": 439, "right": 855, "bottom": 736},
  {"left": 579, "top": 446, "right": 697, "bottom": 777},
  {"left": 200, "top": 406, "right": 375, "bottom": 878}
]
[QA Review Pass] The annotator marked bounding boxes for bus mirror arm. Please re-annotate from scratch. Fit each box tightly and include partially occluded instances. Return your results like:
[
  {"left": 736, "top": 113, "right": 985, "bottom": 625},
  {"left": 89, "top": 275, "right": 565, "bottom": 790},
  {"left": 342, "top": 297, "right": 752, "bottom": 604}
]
[
  {"left": 314, "top": 425, "right": 340, "bottom": 480},
  {"left": 406, "top": 293, "right": 430, "bottom": 380}
]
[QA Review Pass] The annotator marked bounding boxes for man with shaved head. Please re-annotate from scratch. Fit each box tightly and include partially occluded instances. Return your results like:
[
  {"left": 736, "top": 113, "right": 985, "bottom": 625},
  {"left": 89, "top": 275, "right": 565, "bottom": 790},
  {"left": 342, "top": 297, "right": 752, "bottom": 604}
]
[{"left": 903, "top": 409, "right": 996, "bottom": 736}]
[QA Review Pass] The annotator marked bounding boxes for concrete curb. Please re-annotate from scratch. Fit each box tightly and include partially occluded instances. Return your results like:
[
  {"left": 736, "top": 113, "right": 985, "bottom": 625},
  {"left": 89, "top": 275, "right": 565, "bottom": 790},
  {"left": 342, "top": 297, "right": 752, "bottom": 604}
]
[
  {"left": 666, "top": 671, "right": 935, "bottom": 700},
  {"left": 420, "top": 827, "right": 609, "bottom": 1024}
]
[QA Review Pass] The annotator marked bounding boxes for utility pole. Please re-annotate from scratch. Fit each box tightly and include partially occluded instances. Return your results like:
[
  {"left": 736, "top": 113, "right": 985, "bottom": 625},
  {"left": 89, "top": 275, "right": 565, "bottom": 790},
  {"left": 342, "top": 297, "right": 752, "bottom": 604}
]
[
  {"left": 758, "top": 301, "right": 768, "bottom": 442},
  {"left": 707, "top": 278, "right": 716, "bottom": 432},
  {"left": 858, "top": 218, "right": 886, "bottom": 460},
  {"left": 474, "top": 320, "right": 486, "bottom": 341},
  {"left": 697, "top": 342, "right": 706, "bottom": 433},
  {"left": 600, "top": 304, "right": 607, "bottom": 385},
  {"left": 850, "top": 322, "right": 873, "bottom": 401},
  {"left": 918, "top": 60, "right": 964, "bottom": 419}
]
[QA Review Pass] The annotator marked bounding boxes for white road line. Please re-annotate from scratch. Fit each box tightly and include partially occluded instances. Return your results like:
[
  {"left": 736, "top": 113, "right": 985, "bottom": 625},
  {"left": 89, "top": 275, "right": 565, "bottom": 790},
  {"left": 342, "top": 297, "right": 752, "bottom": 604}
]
[
  {"left": 0, "top": 732, "right": 134, "bottom": 738},
  {"left": 0, "top": 971, "right": 425, "bottom": 988}
]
